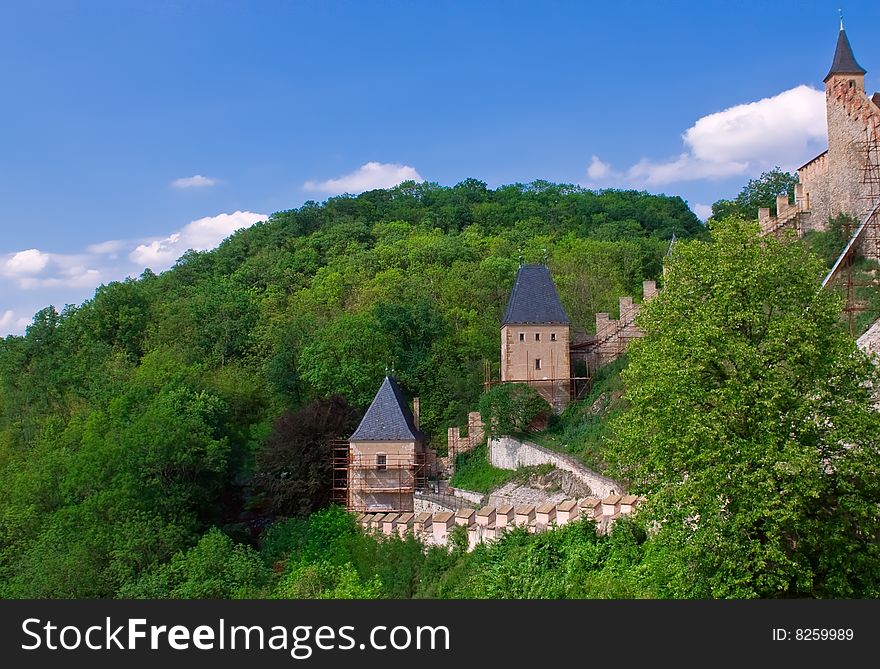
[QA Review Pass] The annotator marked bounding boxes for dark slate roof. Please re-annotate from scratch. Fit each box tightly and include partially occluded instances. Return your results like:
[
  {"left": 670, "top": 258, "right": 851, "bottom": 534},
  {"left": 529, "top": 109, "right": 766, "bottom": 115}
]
[
  {"left": 350, "top": 376, "right": 423, "bottom": 441},
  {"left": 501, "top": 264, "right": 570, "bottom": 325},
  {"left": 824, "top": 27, "right": 866, "bottom": 82}
]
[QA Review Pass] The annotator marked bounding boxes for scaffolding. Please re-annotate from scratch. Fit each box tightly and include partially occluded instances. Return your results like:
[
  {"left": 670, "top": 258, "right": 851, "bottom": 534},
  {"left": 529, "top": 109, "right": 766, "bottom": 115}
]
[
  {"left": 332, "top": 441, "right": 427, "bottom": 513},
  {"left": 482, "top": 374, "right": 591, "bottom": 404},
  {"left": 822, "top": 127, "right": 880, "bottom": 335}
]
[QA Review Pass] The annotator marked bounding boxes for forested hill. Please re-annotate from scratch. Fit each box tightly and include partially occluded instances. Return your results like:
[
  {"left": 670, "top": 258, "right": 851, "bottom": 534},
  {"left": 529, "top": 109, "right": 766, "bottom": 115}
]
[{"left": 0, "top": 179, "right": 702, "bottom": 597}]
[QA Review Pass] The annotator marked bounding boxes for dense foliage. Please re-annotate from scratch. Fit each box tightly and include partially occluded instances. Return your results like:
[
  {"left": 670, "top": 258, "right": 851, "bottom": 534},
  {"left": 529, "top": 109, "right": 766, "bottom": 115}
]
[
  {"left": 710, "top": 168, "right": 798, "bottom": 221},
  {"left": 252, "top": 396, "right": 360, "bottom": 518},
  {"left": 124, "top": 506, "right": 655, "bottom": 600},
  {"left": 5, "top": 175, "right": 874, "bottom": 600},
  {"left": 608, "top": 217, "right": 880, "bottom": 597},
  {"left": 478, "top": 383, "right": 551, "bottom": 436},
  {"left": 0, "top": 180, "right": 700, "bottom": 597}
]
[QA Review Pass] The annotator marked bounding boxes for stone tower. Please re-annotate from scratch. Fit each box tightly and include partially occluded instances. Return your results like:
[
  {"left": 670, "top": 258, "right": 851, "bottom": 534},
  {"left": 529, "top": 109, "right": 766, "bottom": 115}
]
[
  {"left": 823, "top": 18, "right": 871, "bottom": 222},
  {"left": 762, "top": 20, "right": 880, "bottom": 241},
  {"left": 347, "top": 376, "right": 424, "bottom": 513},
  {"left": 500, "top": 264, "right": 571, "bottom": 412}
]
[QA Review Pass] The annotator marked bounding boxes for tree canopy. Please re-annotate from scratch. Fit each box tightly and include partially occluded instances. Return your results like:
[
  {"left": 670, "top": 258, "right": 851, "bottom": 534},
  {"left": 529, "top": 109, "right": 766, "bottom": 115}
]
[
  {"left": 0, "top": 180, "right": 703, "bottom": 598},
  {"left": 710, "top": 168, "right": 798, "bottom": 221},
  {"left": 608, "top": 217, "right": 880, "bottom": 597}
]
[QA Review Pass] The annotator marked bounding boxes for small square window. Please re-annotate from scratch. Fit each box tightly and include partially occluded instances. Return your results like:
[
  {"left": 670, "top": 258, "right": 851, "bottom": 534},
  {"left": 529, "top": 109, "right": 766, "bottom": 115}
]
[
  {"left": 551, "top": 333, "right": 557, "bottom": 341},
  {"left": 377, "top": 454, "right": 387, "bottom": 471},
  {"left": 519, "top": 332, "right": 525, "bottom": 341},
  {"left": 535, "top": 333, "right": 540, "bottom": 341},
  {"left": 535, "top": 358, "right": 542, "bottom": 370}
]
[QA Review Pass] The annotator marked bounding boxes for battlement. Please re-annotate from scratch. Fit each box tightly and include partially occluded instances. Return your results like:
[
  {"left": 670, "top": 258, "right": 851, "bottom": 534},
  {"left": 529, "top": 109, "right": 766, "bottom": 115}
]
[
  {"left": 357, "top": 494, "right": 646, "bottom": 550},
  {"left": 758, "top": 194, "right": 805, "bottom": 237},
  {"left": 591, "top": 280, "right": 657, "bottom": 367},
  {"left": 446, "top": 411, "right": 485, "bottom": 473},
  {"left": 828, "top": 77, "right": 880, "bottom": 142}
]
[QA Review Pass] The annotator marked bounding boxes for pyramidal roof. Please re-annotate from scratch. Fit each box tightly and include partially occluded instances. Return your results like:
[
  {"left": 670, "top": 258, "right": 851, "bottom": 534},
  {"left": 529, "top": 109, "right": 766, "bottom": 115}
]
[
  {"left": 824, "top": 24, "right": 866, "bottom": 82},
  {"left": 501, "top": 264, "right": 570, "bottom": 326},
  {"left": 350, "top": 376, "right": 422, "bottom": 441}
]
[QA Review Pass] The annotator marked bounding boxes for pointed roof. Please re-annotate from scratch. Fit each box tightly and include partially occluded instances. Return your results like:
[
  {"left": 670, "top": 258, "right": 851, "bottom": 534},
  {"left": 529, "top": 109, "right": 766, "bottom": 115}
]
[
  {"left": 501, "top": 264, "right": 570, "bottom": 326},
  {"left": 350, "top": 376, "right": 422, "bottom": 441},
  {"left": 824, "top": 24, "right": 866, "bottom": 82}
]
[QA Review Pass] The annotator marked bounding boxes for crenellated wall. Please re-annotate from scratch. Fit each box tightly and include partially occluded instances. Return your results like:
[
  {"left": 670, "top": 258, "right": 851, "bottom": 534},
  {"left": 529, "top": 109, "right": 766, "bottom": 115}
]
[
  {"left": 590, "top": 280, "right": 657, "bottom": 368},
  {"left": 447, "top": 412, "right": 485, "bottom": 474},
  {"left": 488, "top": 435, "right": 622, "bottom": 498},
  {"left": 357, "top": 494, "right": 646, "bottom": 550}
]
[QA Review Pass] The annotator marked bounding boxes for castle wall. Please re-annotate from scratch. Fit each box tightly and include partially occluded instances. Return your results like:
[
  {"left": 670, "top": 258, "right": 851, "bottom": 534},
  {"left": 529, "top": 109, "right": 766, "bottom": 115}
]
[
  {"left": 825, "top": 74, "right": 877, "bottom": 222},
  {"left": 797, "top": 151, "right": 830, "bottom": 230},
  {"left": 447, "top": 411, "right": 485, "bottom": 474},
  {"left": 489, "top": 435, "right": 622, "bottom": 498},
  {"left": 591, "top": 280, "right": 656, "bottom": 367},
  {"left": 358, "top": 494, "right": 647, "bottom": 549}
]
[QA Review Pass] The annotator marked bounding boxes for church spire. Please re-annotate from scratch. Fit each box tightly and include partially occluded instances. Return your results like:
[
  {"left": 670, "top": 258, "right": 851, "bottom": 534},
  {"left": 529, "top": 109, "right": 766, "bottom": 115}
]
[{"left": 824, "top": 16, "right": 867, "bottom": 82}]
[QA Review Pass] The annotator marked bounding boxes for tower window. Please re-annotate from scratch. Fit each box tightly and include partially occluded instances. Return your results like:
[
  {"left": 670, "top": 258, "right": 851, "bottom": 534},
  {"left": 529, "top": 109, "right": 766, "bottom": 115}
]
[
  {"left": 551, "top": 333, "right": 557, "bottom": 341},
  {"left": 535, "top": 333, "right": 540, "bottom": 341},
  {"left": 376, "top": 454, "right": 387, "bottom": 471},
  {"left": 535, "top": 358, "right": 542, "bottom": 370},
  {"left": 519, "top": 332, "right": 525, "bottom": 341},
  {"left": 849, "top": 80, "right": 854, "bottom": 88}
]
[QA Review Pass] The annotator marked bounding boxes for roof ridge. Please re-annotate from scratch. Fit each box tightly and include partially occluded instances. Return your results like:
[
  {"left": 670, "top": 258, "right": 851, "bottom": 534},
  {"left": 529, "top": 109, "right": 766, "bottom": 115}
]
[
  {"left": 350, "top": 376, "right": 422, "bottom": 441},
  {"left": 501, "top": 264, "right": 570, "bottom": 326},
  {"left": 824, "top": 26, "right": 867, "bottom": 82}
]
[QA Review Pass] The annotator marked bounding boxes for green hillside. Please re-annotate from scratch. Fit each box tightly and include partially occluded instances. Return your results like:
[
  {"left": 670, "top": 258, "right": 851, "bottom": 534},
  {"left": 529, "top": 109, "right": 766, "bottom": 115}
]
[{"left": 0, "top": 180, "right": 702, "bottom": 598}]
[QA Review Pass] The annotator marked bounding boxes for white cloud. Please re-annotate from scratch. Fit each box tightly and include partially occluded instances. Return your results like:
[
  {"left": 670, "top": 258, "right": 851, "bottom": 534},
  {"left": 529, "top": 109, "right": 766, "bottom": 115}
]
[
  {"left": 627, "top": 154, "right": 748, "bottom": 185},
  {"left": 683, "top": 85, "right": 826, "bottom": 166},
  {"left": 586, "top": 155, "right": 615, "bottom": 180},
  {"left": 691, "top": 203, "right": 713, "bottom": 221},
  {"left": 588, "top": 85, "right": 827, "bottom": 186},
  {"left": 0, "top": 310, "right": 30, "bottom": 335},
  {"left": 87, "top": 240, "right": 126, "bottom": 256},
  {"left": 129, "top": 210, "right": 268, "bottom": 270},
  {"left": 171, "top": 174, "right": 217, "bottom": 189},
  {"left": 303, "top": 161, "right": 423, "bottom": 194},
  {"left": 1, "top": 210, "right": 269, "bottom": 335},
  {"left": 2, "top": 249, "right": 51, "bottom": 276}
]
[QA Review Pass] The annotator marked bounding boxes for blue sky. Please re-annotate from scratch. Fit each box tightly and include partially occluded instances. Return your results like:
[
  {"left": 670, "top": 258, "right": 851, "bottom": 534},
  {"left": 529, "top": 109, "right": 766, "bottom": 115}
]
[{"left": 2, "top": 0, "right": 879, "bottom": 334}]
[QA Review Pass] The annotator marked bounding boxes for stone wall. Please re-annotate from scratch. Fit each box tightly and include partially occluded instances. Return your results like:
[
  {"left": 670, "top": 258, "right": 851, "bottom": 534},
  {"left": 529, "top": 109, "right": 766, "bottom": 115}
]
[
  {"left": 857, "top": 317, "right": 880, "bottom": 357},
  {"left": 413, "top": 495, "right": 458, "bottom": 514},
  {"left": 591, "top": 280, "right": 656, "bottom": 368},
  {"left": 758, "top": 194, "right": 805, "bottom": 237},
  {"left": 797, "top": 151, "right": 830, "bottom": 229},
  {"left": 447, "top": 412, "right": 485, "bottom": 474},
  {"left": 488, "top": 436, "right": 622, "bottom": 498},
  {"left": 826, "top": 75, "right": 879, "bottom": 222},
  {"left": 358, "top": 494, "right": 646, "bottom": 550}
]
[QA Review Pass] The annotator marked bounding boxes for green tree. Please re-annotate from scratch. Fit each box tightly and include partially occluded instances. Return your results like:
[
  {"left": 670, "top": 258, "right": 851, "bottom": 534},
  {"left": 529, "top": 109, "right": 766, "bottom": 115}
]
[
  {"left": 710, "top": 168, "right": 798, "bottom": 221},
  {"left": 608, "top": 217, "right": 880, "bottom": 598},
  {"left": 478, "top": 383, "right": 551, "bottom": 436},
  {"left": 120, "top": 528, "right": 271, "bottom": 599},
  {"left": 298, "top": 312, "right": 392, "bottom": 407},
  {"left": 252, "top": 395, "right": 360, "bottom": 517}
]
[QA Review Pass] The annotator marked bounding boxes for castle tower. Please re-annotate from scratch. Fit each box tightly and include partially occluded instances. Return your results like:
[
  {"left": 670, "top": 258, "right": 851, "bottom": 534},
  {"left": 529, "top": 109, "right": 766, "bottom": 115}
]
[
  {"left": 794, "top": 19, "right": 880, "bottom": 235},
  {"left": 500, "top": 264, "right": 571, "bottom": 412},
  {"left": 823, "top": 17, "right": 871, "bottom": 221},
  {"left": 347, "top": 376, "right": 424, "bottom": 513}
]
